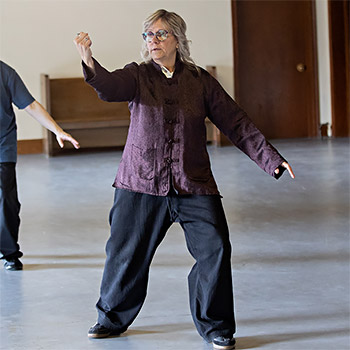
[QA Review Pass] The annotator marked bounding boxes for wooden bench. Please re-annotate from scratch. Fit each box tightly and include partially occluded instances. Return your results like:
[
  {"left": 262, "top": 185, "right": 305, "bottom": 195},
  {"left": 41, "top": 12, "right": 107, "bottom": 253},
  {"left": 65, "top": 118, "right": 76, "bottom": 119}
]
[
  {"left": 205, "top": 66, "right": 232, "bottom": 147},
  {"left": 40, "top": 67, "right": 228, "bottom": 156},
  {"left": 41, "top": 74, "right": 130, "bottom": 156}
]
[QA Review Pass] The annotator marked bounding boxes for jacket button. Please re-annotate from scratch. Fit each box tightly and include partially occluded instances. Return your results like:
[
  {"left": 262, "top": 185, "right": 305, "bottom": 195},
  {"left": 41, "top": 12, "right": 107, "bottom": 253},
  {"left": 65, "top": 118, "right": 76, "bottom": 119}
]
[{"left": 165, "top": 157, "right": 172, "bottom": 164}]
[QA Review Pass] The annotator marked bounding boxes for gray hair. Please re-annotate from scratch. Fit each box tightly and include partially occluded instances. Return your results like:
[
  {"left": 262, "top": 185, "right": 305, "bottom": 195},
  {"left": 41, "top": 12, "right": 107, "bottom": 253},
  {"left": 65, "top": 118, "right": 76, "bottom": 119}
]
[{"left": 141, "top": 9, "right": 197, "bottom": 70}]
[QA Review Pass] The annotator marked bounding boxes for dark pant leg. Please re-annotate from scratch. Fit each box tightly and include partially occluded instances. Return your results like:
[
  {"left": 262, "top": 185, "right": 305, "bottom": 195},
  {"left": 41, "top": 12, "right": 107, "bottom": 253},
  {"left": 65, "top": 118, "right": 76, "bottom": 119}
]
[
  {"left": 96, "top": 189, "right": 172, "bottom": 332},
  {"left": 172, "top": 194, "right": 235, "bottom": 342},
  {"left": 0, "top": 162, "right": 22, "bottom": 259}
]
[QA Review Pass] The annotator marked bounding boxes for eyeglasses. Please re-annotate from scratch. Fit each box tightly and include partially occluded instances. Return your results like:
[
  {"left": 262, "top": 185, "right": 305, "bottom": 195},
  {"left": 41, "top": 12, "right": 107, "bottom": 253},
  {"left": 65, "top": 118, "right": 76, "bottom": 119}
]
[{"left": 142, "top": 29, "right": 171, "bottom": 42}]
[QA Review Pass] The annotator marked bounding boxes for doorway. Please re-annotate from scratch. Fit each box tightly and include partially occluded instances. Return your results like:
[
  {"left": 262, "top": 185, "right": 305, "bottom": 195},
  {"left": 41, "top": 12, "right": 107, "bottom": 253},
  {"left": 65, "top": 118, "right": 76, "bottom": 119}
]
[{"left": 328, "top": 0, "right": 350, "bottom": 137}]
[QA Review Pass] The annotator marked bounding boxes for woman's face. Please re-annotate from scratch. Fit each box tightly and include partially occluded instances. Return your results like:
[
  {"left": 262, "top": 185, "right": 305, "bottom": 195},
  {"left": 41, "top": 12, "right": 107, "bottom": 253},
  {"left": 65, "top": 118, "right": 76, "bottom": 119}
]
[{"left": 145, "top": 19, "right": 178, "bottom": 70}]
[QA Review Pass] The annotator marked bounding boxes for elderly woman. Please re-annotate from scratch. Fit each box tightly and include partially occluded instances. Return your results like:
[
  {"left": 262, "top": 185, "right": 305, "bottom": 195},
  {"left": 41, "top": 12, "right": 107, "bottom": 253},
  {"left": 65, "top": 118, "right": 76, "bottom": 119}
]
[{"left": 74, "top": 9, "right": 294, "bottom": 350}]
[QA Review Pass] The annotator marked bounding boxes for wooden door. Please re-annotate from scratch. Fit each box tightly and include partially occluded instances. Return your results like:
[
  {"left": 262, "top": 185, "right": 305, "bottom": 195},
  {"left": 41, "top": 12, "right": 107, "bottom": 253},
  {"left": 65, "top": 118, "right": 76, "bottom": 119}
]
[
  {"left": 232, "top": 0, "right": 319, "bottom": 139},
  {"left": 329, "top": 0, "right": 350, "bottom": 137}
]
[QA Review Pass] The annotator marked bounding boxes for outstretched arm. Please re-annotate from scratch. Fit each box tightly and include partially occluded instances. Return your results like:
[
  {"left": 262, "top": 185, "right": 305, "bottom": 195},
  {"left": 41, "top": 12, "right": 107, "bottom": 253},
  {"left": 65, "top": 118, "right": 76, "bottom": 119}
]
[
  {"left": 73, "top": 32, "right": 137, "bottom": 103},
  {"left": 24, "top": 100, "right": 80, "bottom": 149},
  {"left": 204, "top": 71, "right": 295, "bottom": 180}
]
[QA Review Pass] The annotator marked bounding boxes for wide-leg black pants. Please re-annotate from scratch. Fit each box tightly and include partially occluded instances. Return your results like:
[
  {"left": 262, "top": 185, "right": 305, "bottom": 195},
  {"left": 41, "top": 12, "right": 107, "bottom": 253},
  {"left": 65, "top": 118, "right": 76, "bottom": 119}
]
[
  {"left": 0, "top": 162, "right": 22, "bottom": 259},
  {"left": 96, "top": 188, "right": 236, "bottom": 342}
]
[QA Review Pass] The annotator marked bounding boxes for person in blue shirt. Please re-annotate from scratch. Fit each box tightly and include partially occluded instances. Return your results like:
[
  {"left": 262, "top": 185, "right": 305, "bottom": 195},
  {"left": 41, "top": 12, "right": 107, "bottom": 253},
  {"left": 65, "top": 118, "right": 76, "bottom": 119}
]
[{"left": 0, "top": 60, "right": 80, "bottom": 271}]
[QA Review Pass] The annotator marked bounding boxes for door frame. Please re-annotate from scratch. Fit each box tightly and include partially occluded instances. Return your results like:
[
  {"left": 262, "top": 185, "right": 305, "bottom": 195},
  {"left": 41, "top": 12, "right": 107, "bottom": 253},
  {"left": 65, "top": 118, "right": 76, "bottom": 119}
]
[
  {"left": 328, "top": 0, "right": 350, "bottom": 137},
  {"left": 231, "top": 0, "right": 320, "bottom": 138}
]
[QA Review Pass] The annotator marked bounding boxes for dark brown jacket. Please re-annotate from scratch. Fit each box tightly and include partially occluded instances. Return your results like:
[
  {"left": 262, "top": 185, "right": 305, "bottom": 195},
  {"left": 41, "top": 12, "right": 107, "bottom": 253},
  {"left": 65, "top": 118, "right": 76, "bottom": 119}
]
[{"left": 84, "top": 58, "right": 286, "bottom": 196}]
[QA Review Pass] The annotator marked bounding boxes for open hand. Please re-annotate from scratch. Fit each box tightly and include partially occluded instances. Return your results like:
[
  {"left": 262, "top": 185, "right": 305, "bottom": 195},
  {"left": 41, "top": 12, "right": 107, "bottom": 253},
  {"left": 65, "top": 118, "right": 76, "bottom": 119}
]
[{"left": 56, "top": 131, "right": 80, "bottom": 149}]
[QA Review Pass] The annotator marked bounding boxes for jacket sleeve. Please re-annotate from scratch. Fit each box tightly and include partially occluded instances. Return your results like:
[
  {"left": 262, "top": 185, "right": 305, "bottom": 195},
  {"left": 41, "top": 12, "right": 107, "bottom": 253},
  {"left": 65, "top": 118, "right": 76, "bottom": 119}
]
[
  {"left": 82, "top": 58, "right": 137, "bottom": 102},
  {"left": 203, "top": 70, "right": 286, "bottom": 179}
]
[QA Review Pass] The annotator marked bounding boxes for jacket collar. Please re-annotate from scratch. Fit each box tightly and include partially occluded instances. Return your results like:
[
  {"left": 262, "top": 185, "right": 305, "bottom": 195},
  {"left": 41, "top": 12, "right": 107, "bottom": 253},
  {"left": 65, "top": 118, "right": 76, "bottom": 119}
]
[{"left": 150, "top": 54, "right": 184, "bottom": 77}]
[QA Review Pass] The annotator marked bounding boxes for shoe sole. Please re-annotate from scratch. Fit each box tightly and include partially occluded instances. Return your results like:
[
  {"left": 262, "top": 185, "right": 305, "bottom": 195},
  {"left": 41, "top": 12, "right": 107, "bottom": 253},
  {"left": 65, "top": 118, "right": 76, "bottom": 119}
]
[
  {"left": 4, "top": 266, "right": 23, "bottom": 271},
  {"left": 213, "top": 344, "right": 235, "bottom": 350},
  {"left": 88, "top": 331, "right": 120, "bottom": 339},
  {"left": 88, "top": 333, "right": 111, "bottom": 339}
]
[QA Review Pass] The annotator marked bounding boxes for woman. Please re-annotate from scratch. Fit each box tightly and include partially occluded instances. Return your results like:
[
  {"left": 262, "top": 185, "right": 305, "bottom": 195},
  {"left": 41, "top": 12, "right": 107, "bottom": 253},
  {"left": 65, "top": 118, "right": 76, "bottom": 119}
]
[{"left": 74, "top": 9, "right": 294, "bottom": 350}]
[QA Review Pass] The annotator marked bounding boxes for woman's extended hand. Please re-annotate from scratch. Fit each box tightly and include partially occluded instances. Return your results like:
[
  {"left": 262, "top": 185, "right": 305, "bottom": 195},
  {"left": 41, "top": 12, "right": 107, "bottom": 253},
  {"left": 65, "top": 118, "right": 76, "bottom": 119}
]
[
  {"left": 275, "top": 161, "right": 295, "bottom": 179},
  {"left": 74, "top": 32, "right": 95, "bottom": 71}
]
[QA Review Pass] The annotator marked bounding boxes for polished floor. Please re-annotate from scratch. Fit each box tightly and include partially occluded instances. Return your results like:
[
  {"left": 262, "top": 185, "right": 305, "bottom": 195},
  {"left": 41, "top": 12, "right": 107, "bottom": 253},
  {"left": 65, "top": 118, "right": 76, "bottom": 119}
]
[{"left": 0, "top": 138, "right": 349, "bottom": 350}]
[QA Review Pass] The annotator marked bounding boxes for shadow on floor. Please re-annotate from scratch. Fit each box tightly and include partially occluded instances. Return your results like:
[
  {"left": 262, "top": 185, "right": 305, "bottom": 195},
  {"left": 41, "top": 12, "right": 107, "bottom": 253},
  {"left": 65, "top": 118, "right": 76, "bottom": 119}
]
[
  {"left": 232, "top": 251, "right": 350, "bottom": 267},
  {"left": 125, "top": 322, "right": 194, "bottom": 335},
  {"left": 23, "top": 254, "right": 105, "bottom": 259},
  {"left": 23, "top": 263, "right": 105, "bottom": 270},
  {"left": 235, "top": 327, "right": 349, "bottom": 349},
  {"left": 19, "top": 253, "right": 106, "bottom": 270},
  {"left": 238, "top": 309, "right": 349, "bottom": 326}
]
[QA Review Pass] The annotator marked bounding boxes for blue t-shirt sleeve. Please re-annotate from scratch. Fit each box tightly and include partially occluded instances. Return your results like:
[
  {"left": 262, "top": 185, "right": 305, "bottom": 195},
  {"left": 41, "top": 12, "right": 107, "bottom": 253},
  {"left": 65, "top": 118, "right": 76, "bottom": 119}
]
[{"left": 6, "top": 65, "right": 35, "bottom": 109}]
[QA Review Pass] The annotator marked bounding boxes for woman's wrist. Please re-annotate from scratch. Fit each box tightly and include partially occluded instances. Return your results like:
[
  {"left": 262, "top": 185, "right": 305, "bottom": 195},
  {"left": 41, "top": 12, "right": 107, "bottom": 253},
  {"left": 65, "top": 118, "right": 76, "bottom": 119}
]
[{"left": 84, "top": 57, "right": 95, "bottom": 71}]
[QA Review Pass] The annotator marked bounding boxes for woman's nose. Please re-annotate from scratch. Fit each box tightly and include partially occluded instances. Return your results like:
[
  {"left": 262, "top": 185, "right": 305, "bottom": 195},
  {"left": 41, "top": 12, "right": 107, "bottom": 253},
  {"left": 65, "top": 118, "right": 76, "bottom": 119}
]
[{"left": 148, "top": 35, "right": 160, "bottom": 44}]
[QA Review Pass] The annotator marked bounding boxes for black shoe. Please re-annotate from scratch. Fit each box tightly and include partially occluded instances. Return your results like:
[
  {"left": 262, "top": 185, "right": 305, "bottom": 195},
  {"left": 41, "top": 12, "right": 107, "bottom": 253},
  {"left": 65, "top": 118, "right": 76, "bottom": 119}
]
[
  {"left": 88, "top": 323, "right": 119, "bottom": 338},
  {"left": 4, "top": 258, "right": 23, "bottom": 271},
  {"left": 213, "top": 336, "right": 236, "bottom": 350}
]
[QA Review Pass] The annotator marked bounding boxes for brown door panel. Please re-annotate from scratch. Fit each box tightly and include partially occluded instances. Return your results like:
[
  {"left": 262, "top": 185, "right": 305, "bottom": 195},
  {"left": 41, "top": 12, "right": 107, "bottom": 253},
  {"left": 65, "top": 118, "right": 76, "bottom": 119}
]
[{"left": 232, "top": 0, "right": 319, "bottom": 139}]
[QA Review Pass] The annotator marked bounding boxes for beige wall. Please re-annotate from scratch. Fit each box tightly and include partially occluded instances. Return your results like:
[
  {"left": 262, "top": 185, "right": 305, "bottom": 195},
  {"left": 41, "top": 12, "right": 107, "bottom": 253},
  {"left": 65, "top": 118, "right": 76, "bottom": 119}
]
[
  {"left": 0, "top": 0, "right": 332, "bottom": 141},
  {"left": 0, "top": 0, "right": 233, "bottom": 141}
]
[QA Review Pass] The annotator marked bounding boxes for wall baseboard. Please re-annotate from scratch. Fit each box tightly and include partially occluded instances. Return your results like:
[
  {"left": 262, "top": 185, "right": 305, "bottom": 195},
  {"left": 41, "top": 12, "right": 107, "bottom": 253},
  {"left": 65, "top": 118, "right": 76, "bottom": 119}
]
[{"left": 17, "top": 139, "right": 43, "bottom": 154}]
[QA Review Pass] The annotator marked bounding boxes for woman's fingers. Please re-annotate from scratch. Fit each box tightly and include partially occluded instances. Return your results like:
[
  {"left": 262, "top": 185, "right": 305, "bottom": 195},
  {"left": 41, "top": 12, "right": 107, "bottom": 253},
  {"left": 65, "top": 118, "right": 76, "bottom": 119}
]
[
  {"left": 274, "top": 162, "right": 295, "bottom": 179},
  {"left": 74, "top": 32, "right": 93, "bottom": 66},
  {"left": 282, "top": 162, "right": 295, "bottom": 179},
  {"left": 75, "top": 32, "right": 91, "bottom": 47}
]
